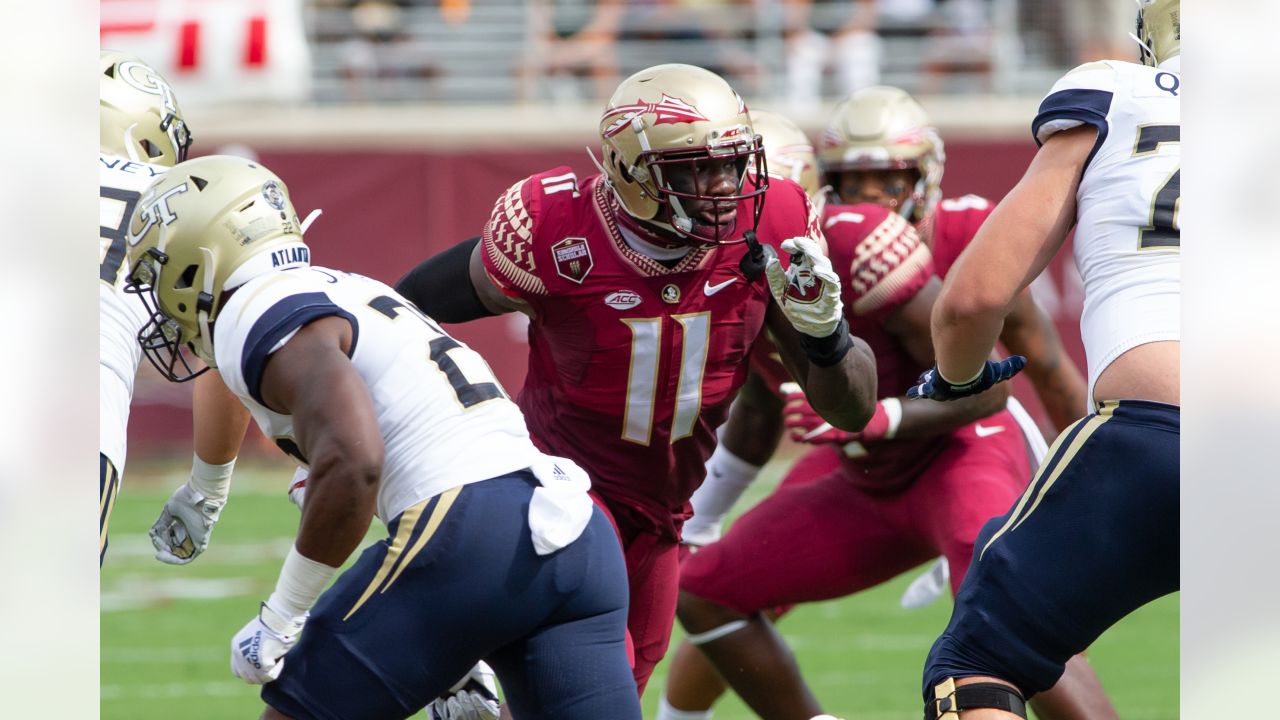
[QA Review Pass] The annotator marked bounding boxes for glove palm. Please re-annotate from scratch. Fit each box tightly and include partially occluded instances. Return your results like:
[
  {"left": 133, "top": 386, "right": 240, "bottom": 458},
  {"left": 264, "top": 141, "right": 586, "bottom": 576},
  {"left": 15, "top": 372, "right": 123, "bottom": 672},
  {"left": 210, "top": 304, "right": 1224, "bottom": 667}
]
[
  {"left": 149, "top": 481, "right": 226, "bottom": 564},
  {"left": 428, "top": 661, "right": 500, "bottom": 720}
]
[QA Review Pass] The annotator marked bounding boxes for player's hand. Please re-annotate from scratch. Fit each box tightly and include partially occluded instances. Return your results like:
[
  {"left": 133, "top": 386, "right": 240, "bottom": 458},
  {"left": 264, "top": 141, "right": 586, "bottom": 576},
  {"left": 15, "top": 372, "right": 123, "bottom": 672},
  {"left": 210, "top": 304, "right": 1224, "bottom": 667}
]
[
  {"left": 906, "top": 357, "right": 1027, "bottom": 401},
  {"left": 230, "top": 601, "right": 307, "bottom": 684},
  {"left": 427, "top": 661, "right": 500, "bottom": 720},
  {"left": 149, "top": 480, "right": 226, "bottom": 564},
  {"left": 763, "top": 237, "right": 844, "bottom": 338}
]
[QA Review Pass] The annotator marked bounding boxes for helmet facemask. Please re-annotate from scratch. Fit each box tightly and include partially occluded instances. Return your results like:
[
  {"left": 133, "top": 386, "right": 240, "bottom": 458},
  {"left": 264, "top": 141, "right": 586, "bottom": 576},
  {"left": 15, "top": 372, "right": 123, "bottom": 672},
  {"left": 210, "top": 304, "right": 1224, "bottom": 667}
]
[
  {"left": 628, "top": 134, "right": 768, "bottom": 246},
  {"left": 125, "top": 238, "right": 215, "bottom": 383},
  {"left": 597, "top": 64, "right": 770, "bottom": 248}
]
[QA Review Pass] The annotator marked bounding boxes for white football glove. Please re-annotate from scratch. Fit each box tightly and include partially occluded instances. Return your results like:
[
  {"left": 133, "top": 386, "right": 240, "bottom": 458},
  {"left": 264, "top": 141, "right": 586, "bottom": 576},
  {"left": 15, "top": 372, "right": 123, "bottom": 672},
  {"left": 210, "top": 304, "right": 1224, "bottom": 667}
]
[
  {"left": 287, "top": 471, "right": 307, "bottom": 510},
  {"left": 149, "top": 480, "right": 227, "bottom": 565},
  {"left": 427, "top": 661, "right": 500, "bottom": 720},
  {"left": 764, "top": 237, "right": 845, "bottom": 338},
  {"left": 230, "top": 601, "right": 307, "bottom": 685}
]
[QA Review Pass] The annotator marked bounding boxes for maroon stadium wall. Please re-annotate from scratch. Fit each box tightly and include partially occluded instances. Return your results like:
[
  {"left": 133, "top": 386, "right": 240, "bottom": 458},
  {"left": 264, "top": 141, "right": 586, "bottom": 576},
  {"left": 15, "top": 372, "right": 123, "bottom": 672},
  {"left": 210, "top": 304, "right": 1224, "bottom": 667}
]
[{"left": 128, "top": 139, "right": 1086, "bottom": 459}]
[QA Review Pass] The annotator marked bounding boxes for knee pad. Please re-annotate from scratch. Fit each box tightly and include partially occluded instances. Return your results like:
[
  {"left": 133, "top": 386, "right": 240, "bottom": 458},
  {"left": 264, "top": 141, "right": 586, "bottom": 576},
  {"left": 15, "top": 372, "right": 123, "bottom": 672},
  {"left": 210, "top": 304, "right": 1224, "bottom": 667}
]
[{"left": 926, "top": 679, "right": 1026, "bottom": 720}]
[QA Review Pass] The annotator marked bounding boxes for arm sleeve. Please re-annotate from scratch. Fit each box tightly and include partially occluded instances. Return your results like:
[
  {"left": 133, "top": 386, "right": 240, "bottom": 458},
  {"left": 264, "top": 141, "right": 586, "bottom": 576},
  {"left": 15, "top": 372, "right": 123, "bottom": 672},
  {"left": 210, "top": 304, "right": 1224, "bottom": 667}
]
[{"left": 394, "top": 236, "right": 496, "bottom": 323}]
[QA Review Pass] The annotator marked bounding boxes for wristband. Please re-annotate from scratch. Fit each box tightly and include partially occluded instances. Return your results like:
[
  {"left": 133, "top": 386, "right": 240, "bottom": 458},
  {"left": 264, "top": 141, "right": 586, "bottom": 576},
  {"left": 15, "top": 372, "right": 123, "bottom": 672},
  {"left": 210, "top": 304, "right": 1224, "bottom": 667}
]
[
  {"left": 938, "top": 367, "right": 983, "bottom": 391},
  {"left": 190, "top": 453, "right": 236, "bottom": 500},
  {"left": 268, "top": 545, "right": 339, "bottom": 618},
  {"left": 799, "top": 317, "right": 854, "bottom": 368},
  {"left": 881, "top": 397, "right": 903, "bottom": 439}
]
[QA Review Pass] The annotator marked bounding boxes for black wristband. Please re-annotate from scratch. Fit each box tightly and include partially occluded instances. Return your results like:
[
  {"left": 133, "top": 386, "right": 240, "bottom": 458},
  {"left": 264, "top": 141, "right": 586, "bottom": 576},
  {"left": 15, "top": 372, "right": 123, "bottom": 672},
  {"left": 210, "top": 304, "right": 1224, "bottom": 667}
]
[{"left": 799, "top": 318, "right": 854, "bottom": 368}]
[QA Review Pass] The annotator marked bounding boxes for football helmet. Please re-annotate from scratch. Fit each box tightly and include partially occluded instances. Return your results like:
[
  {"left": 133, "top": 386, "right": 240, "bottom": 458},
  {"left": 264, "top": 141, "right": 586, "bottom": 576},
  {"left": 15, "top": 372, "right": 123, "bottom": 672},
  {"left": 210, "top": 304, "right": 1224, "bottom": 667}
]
[
  {"left": 818, "top": 86, "right": 944, "bottom": 223},
  {"left": 598, "top": 63, "right": 767, "bottom": 246},
  {"left": 125, "top": 156, "right": 309, "bottom": 381},
  {"left": 751, "top": 109, "right": 822, "bottom": 201},
  {"left": 1136, "top": 0, "right": 1179, "bottom": 67},
  {"left": 101, "top": 51, "right": 192, "bottom": 167}
]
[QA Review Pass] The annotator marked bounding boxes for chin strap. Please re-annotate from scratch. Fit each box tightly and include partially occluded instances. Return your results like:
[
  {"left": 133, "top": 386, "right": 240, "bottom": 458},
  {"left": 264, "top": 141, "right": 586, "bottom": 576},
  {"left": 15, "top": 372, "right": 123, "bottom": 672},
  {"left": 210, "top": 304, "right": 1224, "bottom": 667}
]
[{"left": 926, "top": 679, "right": 1026, "bottom": 720}]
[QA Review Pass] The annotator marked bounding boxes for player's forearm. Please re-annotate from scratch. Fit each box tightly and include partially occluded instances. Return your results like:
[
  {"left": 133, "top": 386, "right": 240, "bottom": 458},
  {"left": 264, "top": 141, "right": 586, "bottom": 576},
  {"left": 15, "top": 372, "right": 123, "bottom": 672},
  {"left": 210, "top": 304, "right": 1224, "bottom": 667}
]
[
  {"left": 797, "top": 334, "right": 878, "bottom": 431},
  {"left": 192, "top": 370, "right": 250, "bottom": 465},
  {"left": 766, "top": 305, "right": 878, "bottom": 431},
  {"left": 294, "top": 449, "right": 381, "bottom": 568},
  {"left": 999, "top": 293, "right": 1088, "bottom": 431},
  {"left": 893, "top": 382, "right": 1009, "bottom": 439}
]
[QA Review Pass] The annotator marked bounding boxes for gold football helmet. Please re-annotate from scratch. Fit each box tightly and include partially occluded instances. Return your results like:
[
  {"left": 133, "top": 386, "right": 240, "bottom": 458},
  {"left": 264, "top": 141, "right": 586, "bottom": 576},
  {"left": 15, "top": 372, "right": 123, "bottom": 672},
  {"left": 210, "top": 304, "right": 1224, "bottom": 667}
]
[
  {"left": 125, "top": 156, "right": 309, "bottom": 381},
  {"left": 818, "top": 86, "right": 944, "bottom": 223},
  {"left": 598, "top": 63, "right": 766, "bottom": 246},
  {"left": 100, "top": 50, "right": 192, "bottom": 167},
  {"left": 1136, "top": 0, "right": 1179, "bottom": 67},
  {"left": 751, "top": 109, "right": 821, "bottom": 201}
]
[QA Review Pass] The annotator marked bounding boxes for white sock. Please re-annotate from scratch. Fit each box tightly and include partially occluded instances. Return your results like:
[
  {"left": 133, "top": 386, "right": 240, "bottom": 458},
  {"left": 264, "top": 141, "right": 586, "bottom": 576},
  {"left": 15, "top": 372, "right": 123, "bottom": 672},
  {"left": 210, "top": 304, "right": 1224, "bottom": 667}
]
[
  {"left": 656, "top": 695, "right": 714, "bottom": 720},
  {"left": 684, "top": 445, "right": 762, "bottom": 545}
]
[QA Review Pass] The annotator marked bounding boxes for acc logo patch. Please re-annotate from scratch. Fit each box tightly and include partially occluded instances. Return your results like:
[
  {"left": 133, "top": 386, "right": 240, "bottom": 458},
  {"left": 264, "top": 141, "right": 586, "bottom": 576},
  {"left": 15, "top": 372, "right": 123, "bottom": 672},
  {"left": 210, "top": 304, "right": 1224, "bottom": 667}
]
[
  {"left": 552, "top": 237, "right": 593, "bottom": 283},
  {"left": 661, "top": 284, "right": 681, "bottom": 304},
  {"left": 604, "top": 290, "right": 642, "bottom": 310}
]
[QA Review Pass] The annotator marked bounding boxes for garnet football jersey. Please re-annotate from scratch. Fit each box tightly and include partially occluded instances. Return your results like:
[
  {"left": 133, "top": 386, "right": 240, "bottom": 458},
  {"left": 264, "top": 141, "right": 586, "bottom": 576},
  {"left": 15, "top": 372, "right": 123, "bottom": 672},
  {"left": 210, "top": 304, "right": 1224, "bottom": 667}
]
[
  {"left": 918, "top": 194, "right": 994, "bottom": 278},
  {"left": 481, "top": 167, "right": 821, "bottom": 540}
]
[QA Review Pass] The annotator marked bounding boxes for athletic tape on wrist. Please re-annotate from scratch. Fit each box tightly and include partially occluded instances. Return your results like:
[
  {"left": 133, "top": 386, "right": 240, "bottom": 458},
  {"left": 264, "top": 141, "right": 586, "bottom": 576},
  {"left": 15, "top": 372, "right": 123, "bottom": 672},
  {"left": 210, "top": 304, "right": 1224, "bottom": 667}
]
[
  {"left": 190, "top": 453, "right": 236, "bottom": 499},
  {"left": 270, "top": 545, "right": 339, "bottom": 618}
]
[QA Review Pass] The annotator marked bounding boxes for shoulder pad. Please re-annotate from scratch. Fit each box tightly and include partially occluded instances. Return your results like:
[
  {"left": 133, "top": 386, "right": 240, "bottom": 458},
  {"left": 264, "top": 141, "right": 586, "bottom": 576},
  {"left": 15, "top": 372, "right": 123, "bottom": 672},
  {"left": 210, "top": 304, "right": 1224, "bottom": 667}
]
[{"left": 824, "top": 204, "right": 933, "bottom": 316}]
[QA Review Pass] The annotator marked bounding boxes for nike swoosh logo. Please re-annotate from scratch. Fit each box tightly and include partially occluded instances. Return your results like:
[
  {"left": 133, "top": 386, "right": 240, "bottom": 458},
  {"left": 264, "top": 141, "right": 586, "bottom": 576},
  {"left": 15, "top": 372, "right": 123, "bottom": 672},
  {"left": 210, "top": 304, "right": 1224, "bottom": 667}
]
[
  {"left": 974, "top": 424, "right": 1005, "bottom": 437},
  {"left": 704, "top": 278, "right": 737, "bottom": 296}
]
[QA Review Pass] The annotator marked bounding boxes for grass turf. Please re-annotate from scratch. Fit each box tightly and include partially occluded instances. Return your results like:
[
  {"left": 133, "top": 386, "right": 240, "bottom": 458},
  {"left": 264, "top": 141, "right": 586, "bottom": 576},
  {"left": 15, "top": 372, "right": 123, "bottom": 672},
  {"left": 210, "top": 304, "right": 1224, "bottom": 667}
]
[{"left": 102, "top": 456, "right": 1177, "bottom": 719}]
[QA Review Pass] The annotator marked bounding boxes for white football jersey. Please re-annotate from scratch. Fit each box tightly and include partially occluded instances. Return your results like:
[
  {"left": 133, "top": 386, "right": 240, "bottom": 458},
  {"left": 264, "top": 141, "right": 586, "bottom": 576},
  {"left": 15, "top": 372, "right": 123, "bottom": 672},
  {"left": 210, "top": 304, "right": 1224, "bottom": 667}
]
[
  {"left": 100, "top": 153, "right": 167, "bottom": 468},
  {"left": 215, "top": 266, "right": 542, "bottom": 523},
  {"left": 1033, "top": 58, "right": 1181, "bottom": 405}
]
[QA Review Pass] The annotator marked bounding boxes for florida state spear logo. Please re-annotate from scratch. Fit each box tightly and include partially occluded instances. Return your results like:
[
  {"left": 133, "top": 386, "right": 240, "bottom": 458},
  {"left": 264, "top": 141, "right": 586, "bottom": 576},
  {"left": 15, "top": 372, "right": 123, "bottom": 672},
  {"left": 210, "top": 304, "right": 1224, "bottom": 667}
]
[{"left": 601, "top": 95, "right": 710, "bottom": 138}]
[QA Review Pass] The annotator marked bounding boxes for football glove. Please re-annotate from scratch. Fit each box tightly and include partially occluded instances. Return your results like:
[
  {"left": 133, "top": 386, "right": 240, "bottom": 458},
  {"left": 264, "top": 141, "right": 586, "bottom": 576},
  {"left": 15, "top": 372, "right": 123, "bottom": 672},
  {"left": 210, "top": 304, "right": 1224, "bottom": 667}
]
[
  {"left": 764, "top": 237, "right": 845, "bottom": 339},
  {"left": 149, "top": 480, "right": 226, "bottom": 565},
  {"left": 906, "top": 357, "right": 1027, "bottom": 402},
  {"left": 287, "top": 475, "right": 307, "bottom": 510},
  {"left": 230, "top": 600, "right": 306, "bottom": 685},
  {"left": 427, "top": 661, "right": 500, "bottom": 720}
]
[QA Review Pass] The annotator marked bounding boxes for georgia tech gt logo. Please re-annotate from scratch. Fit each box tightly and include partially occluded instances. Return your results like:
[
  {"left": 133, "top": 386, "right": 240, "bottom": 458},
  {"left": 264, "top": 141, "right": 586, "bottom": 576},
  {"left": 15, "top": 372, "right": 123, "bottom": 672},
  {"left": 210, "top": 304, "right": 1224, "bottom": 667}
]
[
  {"left": 117, "top": 60, "right": 181, "bottom": 117},
  {"left": 127, "top": 182, "right": 189, "bottom": 248}
]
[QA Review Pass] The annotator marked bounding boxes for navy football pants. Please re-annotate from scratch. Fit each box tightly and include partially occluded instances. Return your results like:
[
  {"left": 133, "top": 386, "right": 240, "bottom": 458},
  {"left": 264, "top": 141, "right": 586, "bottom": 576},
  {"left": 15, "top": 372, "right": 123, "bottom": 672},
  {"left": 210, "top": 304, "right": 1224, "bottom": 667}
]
[
  {"left": 263, "top": 471, "right": 640, "bottom": 720},
  {"left": 923, "top": 400, "right": 1179, "bottom": 698}
]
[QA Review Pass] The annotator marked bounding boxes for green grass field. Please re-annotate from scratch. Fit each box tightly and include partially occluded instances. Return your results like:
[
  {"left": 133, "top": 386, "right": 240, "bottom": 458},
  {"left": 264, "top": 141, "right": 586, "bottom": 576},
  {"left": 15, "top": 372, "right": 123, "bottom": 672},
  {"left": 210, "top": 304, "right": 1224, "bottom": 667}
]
[{"left": 103, "top": 455, "right": 1178, "bottom": 719}]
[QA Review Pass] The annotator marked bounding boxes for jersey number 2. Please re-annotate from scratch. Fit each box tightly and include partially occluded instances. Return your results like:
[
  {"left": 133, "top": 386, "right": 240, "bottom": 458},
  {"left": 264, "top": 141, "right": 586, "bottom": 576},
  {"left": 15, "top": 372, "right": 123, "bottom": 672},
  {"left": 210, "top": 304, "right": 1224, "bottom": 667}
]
[
  {"left": 1133, "top": 124, "right": 1180, "bottom": 249},
  {"left": 368, "top": 295, "right": 506, "bottom": 408}
]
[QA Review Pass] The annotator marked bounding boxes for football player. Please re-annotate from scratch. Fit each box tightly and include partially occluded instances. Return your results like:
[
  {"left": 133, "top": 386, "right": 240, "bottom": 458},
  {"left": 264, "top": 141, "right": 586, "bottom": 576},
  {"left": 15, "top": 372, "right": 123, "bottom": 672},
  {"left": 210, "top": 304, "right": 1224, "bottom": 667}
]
[
  {"left": 394, "top": 63, "right": 879, "bottom": 695},
  {"left": 123, "top": 155, "right": 642, "bottom": 720},
  {"left": 665, "top": 99, "right": 1105, "bottom": 717},
  {"left": 99, "top": 50, "right": 251, "bottom": 565},
  {"left": 911, "top": 0, "right": 1180, "bottom": 716}
]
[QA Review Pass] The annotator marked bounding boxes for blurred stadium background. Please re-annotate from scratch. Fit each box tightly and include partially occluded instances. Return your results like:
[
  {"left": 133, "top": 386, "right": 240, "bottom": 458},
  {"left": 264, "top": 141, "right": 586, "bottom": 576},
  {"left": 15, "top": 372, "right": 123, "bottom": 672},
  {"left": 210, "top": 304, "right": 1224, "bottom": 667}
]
[{"left": 101, "top": 1, "right": 1177, "bottom": 718}]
